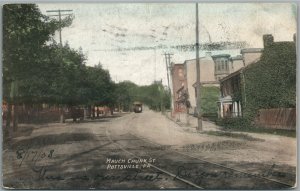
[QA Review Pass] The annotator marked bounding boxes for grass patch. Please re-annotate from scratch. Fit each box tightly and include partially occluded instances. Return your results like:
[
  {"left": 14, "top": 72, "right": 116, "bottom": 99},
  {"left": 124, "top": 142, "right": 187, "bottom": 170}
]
[
  {"left": 216, "top": 117, "right": 296, "bottom": 138},
  {"left": 182, "top": 140, "right": 248, "bottom": 152},
  {"left": 242, "top": 127, "right": 296, "bottom": 138},
  {"left": 202, "top": 113, "right": 218, "bottom": 122},
  {"left": 202, "top": 131, "right": 264, "bottom": 142}
]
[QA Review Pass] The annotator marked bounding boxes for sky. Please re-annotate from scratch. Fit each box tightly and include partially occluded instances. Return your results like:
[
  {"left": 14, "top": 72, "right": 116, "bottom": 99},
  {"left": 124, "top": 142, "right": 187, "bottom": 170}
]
[{"left": 38, "top": 3, "right": 297, "bottom": 85}]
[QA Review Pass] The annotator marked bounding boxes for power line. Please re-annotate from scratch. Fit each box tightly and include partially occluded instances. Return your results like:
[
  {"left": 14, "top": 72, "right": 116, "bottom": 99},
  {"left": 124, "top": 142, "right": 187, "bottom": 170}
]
[
  {"left": 91, "top": 41, "right": 247, "bottom": 52},
  {"left": 46, "top": 9, "right": 73, "bottom": 45}
]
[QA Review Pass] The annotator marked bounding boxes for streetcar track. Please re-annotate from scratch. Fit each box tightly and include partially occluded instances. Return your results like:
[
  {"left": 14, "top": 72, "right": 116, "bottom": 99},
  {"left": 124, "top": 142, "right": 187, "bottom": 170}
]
[
  {"left": 125, "top": 113, "right": 294, "bottom": 188},
  {"left": 128, "top": 132, "right": 294, "bottom": 188},
  {"left": 104, "top": 113, "right": 294, "bottom": 189},
  {"left": 105, "top": 127, "right": 204, "bottom": 189}
]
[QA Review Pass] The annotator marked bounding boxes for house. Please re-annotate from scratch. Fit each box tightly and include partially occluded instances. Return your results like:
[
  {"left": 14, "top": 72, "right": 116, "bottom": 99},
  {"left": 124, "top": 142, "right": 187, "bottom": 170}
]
[
  {"left": 217, "top": 50, "right": 262, "bottom": 118},
  {"left": 218, "top": 34, "right": 296, "bottom": 127},
  {"left": 218, "top": 67, "right": 245, "bottom": 118},
  {"left": 218, "top": 47, "right": 263, "bottom": 118}
]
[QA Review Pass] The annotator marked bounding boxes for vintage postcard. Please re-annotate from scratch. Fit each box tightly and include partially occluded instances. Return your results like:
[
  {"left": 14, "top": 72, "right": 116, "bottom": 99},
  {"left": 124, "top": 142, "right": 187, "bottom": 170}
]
[{"left": 2, "top": 2, "right": 297, "bottom": 189}]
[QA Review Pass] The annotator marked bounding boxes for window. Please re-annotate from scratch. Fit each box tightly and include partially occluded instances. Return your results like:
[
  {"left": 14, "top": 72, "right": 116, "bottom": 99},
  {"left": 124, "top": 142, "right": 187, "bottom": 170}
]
[
  {"left": 221, "top": 60, "right": 225, "bottom": 70},
  {"left": 178, "top": 69, "right": 183, "bottom": 77},
  {"left": 225, "top": 60, "right": 228, "bottom": 70}
]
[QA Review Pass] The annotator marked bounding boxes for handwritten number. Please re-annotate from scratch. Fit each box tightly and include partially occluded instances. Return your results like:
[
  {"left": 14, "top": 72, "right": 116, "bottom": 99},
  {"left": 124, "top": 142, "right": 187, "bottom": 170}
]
[
  {"left": 48, "top": 149, "right": 54, "bottom": 158},
  {"left": 16, "top": 149, "right": 25, "bottom": 159},
  {"left": 40, "top": 152, "right": 46, "bottom": 159},
  {"left": 18, "top": 149, "right": 29, "bottom": 167},
  {"left": 16, "top": 148, "right": 54, "bottom": 168},
  {"left": 31, "top": 151, "right": 38, "bottom": 161}
]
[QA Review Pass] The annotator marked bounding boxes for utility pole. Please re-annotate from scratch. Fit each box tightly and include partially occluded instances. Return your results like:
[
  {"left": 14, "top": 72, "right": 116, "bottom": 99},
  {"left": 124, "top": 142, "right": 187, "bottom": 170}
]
[
  {"left": 46, "top": 9, "right": 73, "bottom": 45},
  {"left": 46, "top": 9, "right": 73, "bottom": 123},
  {"left": 160, "top": 79, "right": 164, "bottom": 113},
  {"left": 195, "top": 3, "right": 203, "bottom": 131},
  {"left": 163, "top": 52, "right": 174, "bottom": 116},
  {"left": 163, "top": 53, "right": 171, "bottom": 91}
]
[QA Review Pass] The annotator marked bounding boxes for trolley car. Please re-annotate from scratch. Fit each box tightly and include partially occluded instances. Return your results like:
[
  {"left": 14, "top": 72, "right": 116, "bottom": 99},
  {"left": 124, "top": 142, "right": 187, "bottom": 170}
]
[{"left": 133, "top": 101, "right": 143, "bottom": 113}]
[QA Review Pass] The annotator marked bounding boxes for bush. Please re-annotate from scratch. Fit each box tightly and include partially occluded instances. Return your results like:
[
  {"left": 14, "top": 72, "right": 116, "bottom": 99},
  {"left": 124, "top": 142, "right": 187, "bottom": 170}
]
[
  {"left": 216, "top": 117, "right": 296, "bottom": 137},
  {"left": 202, "top": 113, "right": 218, "bottom": 122},
  {"left": 216, "top": 117, "right": 253, "bottom": 130},
  {"left": 201, "top": 86, "right": 219, "bottom": 114}
]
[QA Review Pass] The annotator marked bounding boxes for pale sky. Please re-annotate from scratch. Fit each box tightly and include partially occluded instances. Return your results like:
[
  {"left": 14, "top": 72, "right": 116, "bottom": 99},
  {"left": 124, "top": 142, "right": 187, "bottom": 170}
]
[{"left": 38, "top": 3, "right": 297, "bottom": 85}]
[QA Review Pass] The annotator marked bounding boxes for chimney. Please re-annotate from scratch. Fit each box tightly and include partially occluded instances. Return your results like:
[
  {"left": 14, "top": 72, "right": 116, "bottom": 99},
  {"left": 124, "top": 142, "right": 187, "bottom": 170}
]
[
  {"left": 263, "top": 34, "right": 274, "bottom": 48},
  {"left": 205, "top": 52, "right": 212, "bottom": 58}
]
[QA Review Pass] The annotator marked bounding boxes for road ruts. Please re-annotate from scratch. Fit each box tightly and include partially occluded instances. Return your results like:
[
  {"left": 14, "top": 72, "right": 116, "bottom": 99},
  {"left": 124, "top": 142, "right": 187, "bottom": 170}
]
[{"left": 105, "top": 113, "right": 294, "bottom": 190}]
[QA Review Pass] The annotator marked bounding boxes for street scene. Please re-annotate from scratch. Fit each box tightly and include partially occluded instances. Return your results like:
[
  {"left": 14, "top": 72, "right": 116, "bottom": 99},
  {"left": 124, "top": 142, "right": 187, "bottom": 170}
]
[{"left": 2, "top": 3, "right": 297, "bottom": 190}]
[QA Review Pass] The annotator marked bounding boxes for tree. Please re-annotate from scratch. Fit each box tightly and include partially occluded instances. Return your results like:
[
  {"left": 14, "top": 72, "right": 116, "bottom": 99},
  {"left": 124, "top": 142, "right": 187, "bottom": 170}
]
[
  {"left": 114, "top": 81, "right": 138, "bottom": 111},
  {"left": 3, "top": 4, "right": 72, "bottom": 130}
]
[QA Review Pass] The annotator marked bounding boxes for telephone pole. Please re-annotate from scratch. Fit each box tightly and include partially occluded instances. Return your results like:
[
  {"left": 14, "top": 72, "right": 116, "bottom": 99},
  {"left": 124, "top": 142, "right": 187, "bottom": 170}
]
[
  {"left": 195, "top": 3, "right": 203, "bottom": 131},
  {"left": 163, "top": 53, "right": 172, "bottom": 91},
  {"left": 46, "top": 9, "right": 73, "bottom": 123},
  {"left": 163, "top": 53, "right": 174, "bottom": 115},
  {"left": 46, "top": 9, "right": 73, "bottom": 45}
]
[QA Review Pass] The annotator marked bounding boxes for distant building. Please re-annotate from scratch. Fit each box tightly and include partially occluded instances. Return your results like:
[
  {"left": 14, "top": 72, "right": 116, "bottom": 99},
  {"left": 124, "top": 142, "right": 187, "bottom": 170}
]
[
  {"left": 230, "top": 55, "right": 244, "bottom": 73},
  {"left": 240, "top": 48, "right": 263, "bottom": 66},
  {"left": 175, "top": 38, "right": 271, "bottom": 116},
  {"left": 183, "top": 52, "right": 218, "bottom": 113},
  {"left": 211, "top": 54, "right": 231, "bottom": 81},
  {"left": 171, "top": 63, "right": 187, "bottom": 113}
]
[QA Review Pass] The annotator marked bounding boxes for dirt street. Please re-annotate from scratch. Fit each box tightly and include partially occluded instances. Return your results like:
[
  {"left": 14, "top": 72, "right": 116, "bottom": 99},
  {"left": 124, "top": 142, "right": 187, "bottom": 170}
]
[{"left": 2, "top": 108, "right": 296, "bottom": 189}]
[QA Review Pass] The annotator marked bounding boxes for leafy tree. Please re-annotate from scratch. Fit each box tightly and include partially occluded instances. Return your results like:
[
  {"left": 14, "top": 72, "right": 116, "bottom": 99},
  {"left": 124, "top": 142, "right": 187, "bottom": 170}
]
[
  {"left": 113, "top": 80, "right": 171, "bottom": 112},
  {"left": 114, "top": 81, "right": 139, "bottom": 111},
  {"left": 3, "top": 4, "right": 72, "bottom": 130}
]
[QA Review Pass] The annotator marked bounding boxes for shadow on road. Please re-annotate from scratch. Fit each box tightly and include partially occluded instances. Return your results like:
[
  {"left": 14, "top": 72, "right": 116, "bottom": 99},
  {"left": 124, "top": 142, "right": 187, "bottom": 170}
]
[
  {"left": 11, "top": 133, "right": 97, "bottom": 149},
  {"left": 64, "top": 114, "right": 125, "bottom": 124}
]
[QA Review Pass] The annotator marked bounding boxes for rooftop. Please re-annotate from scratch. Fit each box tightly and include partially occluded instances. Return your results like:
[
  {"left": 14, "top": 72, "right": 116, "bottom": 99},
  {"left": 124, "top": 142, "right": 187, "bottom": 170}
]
[
  {"left": 211, "top": 54, "right": 231, "bottom": 59},
  {"left": 241, "top": 48, "right": 263, "bottom": 54},
  {"left": 230, "top": 55, "right": 243, "bottom": 60},
  {"left": 220, "top": 57, "right": 261, "bottom": 82}
]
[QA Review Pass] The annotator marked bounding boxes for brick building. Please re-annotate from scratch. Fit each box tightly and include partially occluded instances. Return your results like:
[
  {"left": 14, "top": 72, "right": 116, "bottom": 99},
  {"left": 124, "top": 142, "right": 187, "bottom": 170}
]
[{"left": 171, "top": 63, "right": 187, "bottom": 113}]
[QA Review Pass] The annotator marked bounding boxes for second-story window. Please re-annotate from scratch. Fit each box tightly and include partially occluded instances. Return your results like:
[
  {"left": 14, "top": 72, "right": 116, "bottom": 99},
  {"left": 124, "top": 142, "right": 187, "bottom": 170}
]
[
  {"left": 225, "top": 60, "right": 228, "bottom": 70},
  {"left": 178, "top": 69, "right": 183, "bottom": 77},
  {"left": 221, "top": 60, "right": 225, "bottom": 70}
]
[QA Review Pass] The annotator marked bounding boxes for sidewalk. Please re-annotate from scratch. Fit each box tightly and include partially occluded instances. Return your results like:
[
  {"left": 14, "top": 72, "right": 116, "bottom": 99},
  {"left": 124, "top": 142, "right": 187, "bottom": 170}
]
[
  {"left": 157, "top": 110, "right": 296, "bottom": 168},
  {"left": 164, "top": 111, "right": 221, "bottom": 133}
]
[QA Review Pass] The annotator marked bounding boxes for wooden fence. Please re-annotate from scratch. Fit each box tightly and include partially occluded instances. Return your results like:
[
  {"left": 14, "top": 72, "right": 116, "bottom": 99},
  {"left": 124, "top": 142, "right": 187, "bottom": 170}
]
[{"left": 255, "top": 108, "right": 296, "bottom": 130}]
